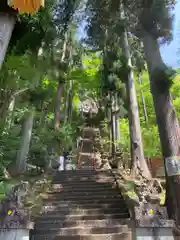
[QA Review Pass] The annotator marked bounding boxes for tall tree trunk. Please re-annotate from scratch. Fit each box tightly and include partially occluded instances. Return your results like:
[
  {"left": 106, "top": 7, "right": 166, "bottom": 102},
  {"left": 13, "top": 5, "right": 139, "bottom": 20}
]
[
  {"left": 64, "top": 83, "right": 69, "bottom": 123},
  {"left": 115, "top": 112, "right": 120, "bottom": 147},
  {"left": 110, "top": 93, "right": 116, "bottom": 156},
  {"left": 112, "top": 112, "right": 116, "bottom": 154},
  {"left": 115, "top": 92, "right": 121, "bottom": 148},
  {"left": 64, "top": 80, "right": 73, "bottom": 123},
  {"left": 54, "top": 83, "right": 63, "bottom": 129},
  {"left": 16, "top": 110, "right": 35, "bottom": 174},
  {"left": 0, "top": 14, "right": 15, "bottom": 69},
  {"left": 54, "top": 32, "right": 68, "bottom": 129},
  {"left": 137, "top": 73, "right": 148, "bottom": 123},
  {"left": 67, "top": 80, "right": 73, "bottom": 123},
  {"left": 120, "top": 29, "right": 151, "bottom": 178},
  {"left": 142, "top": 33, "right": 180, "bottom": 222},
  {"left": 107, "top": 96, "right": 112, "bottom": 154}
]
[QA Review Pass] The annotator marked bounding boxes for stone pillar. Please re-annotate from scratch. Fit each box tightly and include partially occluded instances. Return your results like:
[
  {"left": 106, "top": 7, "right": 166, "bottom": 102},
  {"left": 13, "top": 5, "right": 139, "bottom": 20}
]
[
  {"left": 134, "top": 203, "right": 174, "bottom": 240},
  {"left": 0, "top": 228, "right": 31, "bottom": 240}
]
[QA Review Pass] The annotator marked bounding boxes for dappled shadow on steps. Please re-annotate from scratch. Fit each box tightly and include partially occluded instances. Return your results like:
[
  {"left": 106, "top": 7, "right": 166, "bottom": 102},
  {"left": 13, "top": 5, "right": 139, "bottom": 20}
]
[{"left": 31, "top": 169, "right": 131, "bottom": 240}]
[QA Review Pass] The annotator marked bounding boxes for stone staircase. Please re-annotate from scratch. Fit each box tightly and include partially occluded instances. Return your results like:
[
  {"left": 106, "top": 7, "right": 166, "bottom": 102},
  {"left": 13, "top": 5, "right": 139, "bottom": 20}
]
[
  {"left": 31, "top": 128, "right": 131, "bottom": 240},
  {"left": 31, "top": 170, "right": 131, "bottom": 240},
  {"left": 76, "top": 127, "right": 99, "bottom": 169}
]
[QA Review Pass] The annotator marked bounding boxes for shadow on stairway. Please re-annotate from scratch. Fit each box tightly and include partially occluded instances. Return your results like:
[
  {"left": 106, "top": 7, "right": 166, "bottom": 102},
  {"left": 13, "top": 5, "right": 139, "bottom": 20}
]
[
  {"left": 31, "top": 169, "right": 131, "bottom": 240},
  {"left": 31, "top": 127, "right": 131, "bottom": 239}
]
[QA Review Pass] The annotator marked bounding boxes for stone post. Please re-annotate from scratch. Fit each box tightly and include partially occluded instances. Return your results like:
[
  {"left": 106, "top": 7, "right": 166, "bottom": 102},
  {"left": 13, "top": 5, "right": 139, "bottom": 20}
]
[{"left": 133, "top": 202, "right": 174, "bottom": 240}]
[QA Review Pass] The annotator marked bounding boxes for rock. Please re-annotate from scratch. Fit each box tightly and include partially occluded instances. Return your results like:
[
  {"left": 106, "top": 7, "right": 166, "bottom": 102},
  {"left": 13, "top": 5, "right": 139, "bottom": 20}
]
[{"left": 145, "top": 194, "right": 161, "bottom": 204}]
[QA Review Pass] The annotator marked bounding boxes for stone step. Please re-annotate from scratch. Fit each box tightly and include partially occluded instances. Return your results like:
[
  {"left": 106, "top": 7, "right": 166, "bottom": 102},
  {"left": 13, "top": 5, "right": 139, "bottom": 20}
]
[
  {"left": 76, "top": 155, "right": 100, "bottom": 164},
  {"left": 43, "top": 192, "right": 120, "bottom": 201},
  {"left": 52, "top": 169, "right": 112, "bottom": 176},
  {"left": 36, "top": 213, "right": 129, "bottom": 221},
  {"left": 34, "top": 225, "right": 129, "bottom": 235},
  {"left": 83, "top": 127, "right": 100, "bottom": 132},
  {"left": 51, "top": 180, "right": 115, "bottom": 186},
  {"left": 35, "top": 219, "right": 130, "bottom": 229},
  {"left": 40, "top": 185, "right": 118, "bottom": 193},
  {"left": 50, "top": 183, "right": 117, "bottom": 191},
  {"left": 38, "top": 202, "right": 126, "bottom": 210},
  {"left": 79, "top": 138, "right": 94, "bottom": 142},
  {"left": 52, "top": 176, "right": 114, "bottom": 181},
  {"left": 77, "top": 155, "right": 100, "bottom": 163},
  {"left": 33, "top": 232, "right": 132, "bottom": 240},
  {"left": 32, "top": 166, "right": 131, "bottom": 240},
  {"left": 46, "top": 189, "right": 120, "bottom": 196},
  {"left": 79, "top": 148, "right": 93, "bottom": 154},
  {"left": 52, "top": 175, "right": 114, "bottom": 181},
  {"left": 81, "top": 128, "right": 100, "bottom": 138},
  {"left": 42, "top": 194, "right": 122, "bottom": 201},
  {"left": 78, "top": 152, "right": 95, "bottom": 156},
  {"left": 77, "top": 167, "right": 96, "bottom": 171},
  {"left": 39, "top": 207, "right": 128, "bottom": 217},
  {"left": 41, "top": 198, "right": 125, "bottom": 205},
  {"left": 52, "top": 179, "right": 114, "bottom": 184},
  {"left": 52, "top": 174, "right": 113, "bottom": 179},
  {"left": 54, "top": 169, "right": 106, "bottom": 172}
]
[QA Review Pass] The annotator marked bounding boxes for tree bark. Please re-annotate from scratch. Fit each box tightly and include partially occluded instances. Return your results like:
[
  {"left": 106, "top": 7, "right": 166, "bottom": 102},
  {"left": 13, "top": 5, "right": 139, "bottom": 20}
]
[
  {"left": 54, "top": 32, "right": 68, "bottom": 129},
  {"left": 107, "top": 96, "right": 112, "bottom": 154},
  {"left": 54, "top": 82, "right": 63, "bottom": 129},
  {"left": 115, "top": 92, "right": 121, "bottom": 148},
  {"left": 142, "top": 33, "right": 180, "bottom": 222},
  {"left": 137, "top": 73, "right": 148, "bottom": 123},
  {"left": 67, "top": 80, "right": 73, "bottom": 123},
  {"left": 0, "top": 13, "right": 15, "bottom": 69},
  {"left": 64, "top": 80, "right": 73, "bottom": 123},
  {"left": 112, "top": 92, "right": 120, "bottom": 152},
  {"left": 110, "top": 93, "right": 116, "bottom": 156},
  {"left": 120, "top": 29, "right": 151, "bottom": 178},
  {"left": 16, "top": 110, "right": 35, "bottom": 174}
]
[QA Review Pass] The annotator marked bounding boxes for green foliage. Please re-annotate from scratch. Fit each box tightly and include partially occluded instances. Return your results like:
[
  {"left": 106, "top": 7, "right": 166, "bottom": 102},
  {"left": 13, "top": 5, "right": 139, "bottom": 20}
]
[
  {"left": 120, "top": 71, "right": 161, "bottom": 156},
  {"left": 120, "top": 70, "right": 180, "bottom": 157},
  {"left": 0, "top": 124, "right": 21, "bottom": 167},
  {"left": 124, "top": 0, "right": 175, "bottom": 41},
  {"left": 0, "top": 181, "right": 19, "bottom": 200},
  {"left": 0, "top": 0, "right": 178, "bottom": 191},
  {"left": 9, "top": 2, "right": 56, "bottom": 55},
  {"left": 119, "top": 119, "right": 130, "bottom": 152},
  {"left": 29, "top": 122, "right": 75, "bottom": 169}
]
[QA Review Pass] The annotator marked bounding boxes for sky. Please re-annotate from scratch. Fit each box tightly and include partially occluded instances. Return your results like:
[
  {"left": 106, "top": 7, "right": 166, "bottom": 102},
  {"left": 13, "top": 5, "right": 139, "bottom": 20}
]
[{"left": 160, "top": 0, "right": 180, "bottom": 68}]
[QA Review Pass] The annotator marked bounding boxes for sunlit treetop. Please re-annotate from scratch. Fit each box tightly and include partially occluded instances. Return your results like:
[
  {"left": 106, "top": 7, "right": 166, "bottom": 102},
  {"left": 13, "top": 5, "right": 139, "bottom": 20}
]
[{"left": 8, "top": 0, "right": 44, "bottom": 14}]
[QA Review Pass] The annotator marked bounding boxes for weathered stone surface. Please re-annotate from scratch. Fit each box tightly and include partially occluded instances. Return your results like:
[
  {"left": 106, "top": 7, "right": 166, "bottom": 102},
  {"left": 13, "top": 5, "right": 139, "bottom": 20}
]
[
  {"left": 0, "top": 229, "right": 30, "bottom": 240},
  {"left": 135, "top": 227, "right": 174, "bottom": 239},
  {"left": 0, "top": 182, "right": 33, "bottom": 229},
  {"left": 135, "top": 219, "right": 174, "bottom": 228},
  {"left": 145, "top": 194, "right": 161, "bottom": 204},
  {"left": 134, "top": 204, "right": 173, "bottom": 228},
  {"left": 32, "top": 169, "right": 130, "bottom": 239}
]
